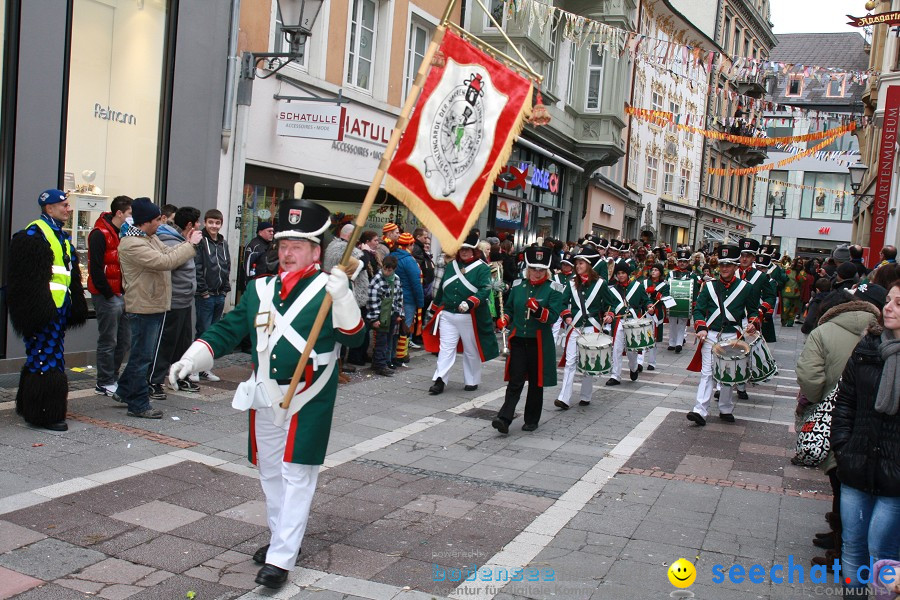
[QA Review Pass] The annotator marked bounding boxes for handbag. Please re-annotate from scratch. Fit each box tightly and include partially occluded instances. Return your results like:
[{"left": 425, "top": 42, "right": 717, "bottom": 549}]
[{"left": 792, "top": 381, "right": 839, "bottom": 467}]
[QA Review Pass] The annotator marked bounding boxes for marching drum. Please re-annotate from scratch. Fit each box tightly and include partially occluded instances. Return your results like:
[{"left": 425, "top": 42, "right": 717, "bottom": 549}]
[
  {"left": 668, "top": 278, "right": 693, "bottom": 319},
  {"left": 711, "top": 338, "right": 751, "bottom": 386},
  {"left": 576, "top": 332, "right": 613, "bottom": 376},
  {"left": 623, "top": 317, "right": 655, "bottom": 351},
  {"left": 745, "top": 332, "right": 778, "bottom": 383}
]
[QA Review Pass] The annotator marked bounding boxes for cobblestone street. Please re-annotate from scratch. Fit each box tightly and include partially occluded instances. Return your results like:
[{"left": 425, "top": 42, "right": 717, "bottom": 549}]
[{"left": 0, "top": 321, "right": 837, "bottom": 599}]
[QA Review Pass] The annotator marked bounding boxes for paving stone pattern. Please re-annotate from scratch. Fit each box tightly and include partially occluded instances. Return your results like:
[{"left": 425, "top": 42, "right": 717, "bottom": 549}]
[{"left": 0, "top": 318, "right": 842, "bottom": 598}]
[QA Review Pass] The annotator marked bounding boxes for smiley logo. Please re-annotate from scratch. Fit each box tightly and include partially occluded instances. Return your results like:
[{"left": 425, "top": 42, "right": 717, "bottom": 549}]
[{"left": 668, "top": 558, "right": 697, "bottom": 588}]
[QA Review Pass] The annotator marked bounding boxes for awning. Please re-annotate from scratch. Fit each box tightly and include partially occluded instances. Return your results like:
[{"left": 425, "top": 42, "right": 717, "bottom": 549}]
[{"left": 703, "top": 229, "right": 726, "bottom": 242}]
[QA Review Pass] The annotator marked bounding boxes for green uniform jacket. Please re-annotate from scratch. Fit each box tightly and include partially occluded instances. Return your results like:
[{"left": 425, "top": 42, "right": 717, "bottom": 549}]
[
  {"left": 693, "top": 276, "right": 760, "bottom": 334},
  {"left": 592, "top": 257, "right": 610, "bottom": 281},
  {"left": 200, "top": 272, "right": 364, "bottom": 466},
  {"left": 740, "top": 266, "right": 776, "bottom": 342},
  {"left": 641, "top": 277, "right": 669, "bottom": 341},
  {"left": 766, "top": 264, "right": 788, "bottom": 295},
  {"left": 607, "top": 279, "right": 652, "bottom": 318},
  {"left": 503, "top": 277, "right": 564, "bottom": 387},
  {"left": 432, "top": 258, "right": 499, "bottom": 361},
  {"left": 559, "top": 277, "right": 611, "bottom": 330}
]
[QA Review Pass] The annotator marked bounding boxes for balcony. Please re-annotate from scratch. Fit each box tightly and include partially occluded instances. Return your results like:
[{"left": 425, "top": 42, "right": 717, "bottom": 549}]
[
  {"left": 733, "top": 72, "right": 770, "bottom": 99},
  {"left": 713, "top": 120, "right": 770, "bottom": 166}
]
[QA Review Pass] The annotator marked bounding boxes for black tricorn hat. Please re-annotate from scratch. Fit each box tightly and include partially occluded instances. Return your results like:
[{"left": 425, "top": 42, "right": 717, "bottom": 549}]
[
  {"left": 738, "top": 238, "right": 760, "bottom": 254},
  {"left": 560, "top": 251, "right": 575, "bottom": 266},
  {"left": 460, "top": 231, "right": 480, "bottom": 249},
  {"left": 275, "top": 199, "right": 331, "bottom": 243},
  {"left": 756, "top": 253, "right": 772, "bottom": 266},
  {"left": 609, "top": 239, "right": 625, "bottom": 251},
  {"left": 675, "top": 249, "right": 692, "bottom": 260},
  {"left": 524, "top": 246, "right": 552, "bottom": 270},
  {"left": 573, "top": 247, "right": 600, "bottom": 264},
  {"left": 718, "top": 244, "right": 742, "bottom": 264}
]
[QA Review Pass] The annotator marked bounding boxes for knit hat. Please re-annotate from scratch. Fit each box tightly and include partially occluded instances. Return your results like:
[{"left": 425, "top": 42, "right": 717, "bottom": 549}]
[
  {"left": 257, "top": 221, "right": 273, "bottom": 233},
  {"left": 382, "top": 222, "right": 398, "bottom": 234},
  {"left": 853, "top": 282, "right": 887, "bottom": 310},
  {"left": 836, "top": 261, "right": 859, "bottom": 281},
  {"left": 397, "top": 232, "right": 415, "bottom": 246},
  {"left": 131, "top": 197, "right": 161, "bottom": 225},
  {"left": 38, "top": 189, "right": 67, "bottom": 207}
]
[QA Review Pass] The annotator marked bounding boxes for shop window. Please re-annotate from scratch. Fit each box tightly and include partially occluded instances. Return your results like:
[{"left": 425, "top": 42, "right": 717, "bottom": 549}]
[
  {"left": 347, "top": 0, "right": 377, "bottom": 92},
  {"left": 63, "top": 0, "right": 169, "bottom": 296},
  {"left": 662, "top": 161, "right": 675, "bottom": 197},
  {"left": 801, "top": 172, "right": 851, "bottom": 221},
  {"left": 585, "top": 44, "right": 604, "bottom": 111},
  {"left": 645, "top": 155, "right": 659, "bottom": 192},
  {"left": 404, "top": 18, "right": 431, "bottom": 99}
]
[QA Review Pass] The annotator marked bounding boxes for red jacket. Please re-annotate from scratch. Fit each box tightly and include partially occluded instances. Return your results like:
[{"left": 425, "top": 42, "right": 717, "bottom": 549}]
[{"left": 87, "top": 213, "right": 123, "bottom": 296}]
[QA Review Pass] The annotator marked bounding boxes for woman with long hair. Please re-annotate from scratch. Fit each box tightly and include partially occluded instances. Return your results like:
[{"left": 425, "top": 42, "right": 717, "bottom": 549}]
[{"left": 831, "top": 279, "right": 900, "bottom": 593}]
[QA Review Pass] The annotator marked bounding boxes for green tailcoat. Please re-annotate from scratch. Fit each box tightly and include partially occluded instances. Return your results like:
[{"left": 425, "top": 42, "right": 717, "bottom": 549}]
[
  {"left": 503, "top": 277, "right": 564, "bottom": 387},
  {"left": 432, "top": 259, "right": 499, "bottom": 361},
  {"left": 200, "top": 273, "right": 364, "bottom": 465}
]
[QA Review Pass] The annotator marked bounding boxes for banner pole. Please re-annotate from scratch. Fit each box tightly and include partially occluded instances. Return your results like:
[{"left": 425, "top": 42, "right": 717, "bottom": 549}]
[{"left": 279, "top": 15, "right": 454, "bottom": 410}]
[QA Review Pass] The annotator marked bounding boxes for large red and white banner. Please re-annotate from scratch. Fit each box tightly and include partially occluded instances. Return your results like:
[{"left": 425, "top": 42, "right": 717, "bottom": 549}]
[
  {"left": 869, "top": 85, "right": 900, "bottom": 267},
  {"left": 385, "top": 30, "right": 533, "bottom": 255}
]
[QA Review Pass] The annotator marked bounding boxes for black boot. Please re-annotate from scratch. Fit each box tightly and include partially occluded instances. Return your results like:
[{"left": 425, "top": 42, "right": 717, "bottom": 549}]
[{"left": 428, "top": 378, "right": 445, "bottom": 395}]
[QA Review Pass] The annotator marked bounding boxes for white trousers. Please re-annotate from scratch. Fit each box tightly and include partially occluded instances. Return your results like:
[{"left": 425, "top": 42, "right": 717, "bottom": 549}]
[
  {"left": 551, "top": 317, "right": 562, "bottom": 345},
  {"left": 693, "top": 331, "right": 736, "bottom": 418},
  {"left": 668, "top": 317, "right": 688, "bottom": 347},
  {"left": 432, "top": 311, "right": 482, "bottom": 386},
  {"left": 255, "top": 406, "right": 320, "bottom": 571},
  {"left": 610, "top": 325, "right": 638, "bottom": 381},
  {"left": 557, "top": 329, "right": 594, "bottom": 406}
]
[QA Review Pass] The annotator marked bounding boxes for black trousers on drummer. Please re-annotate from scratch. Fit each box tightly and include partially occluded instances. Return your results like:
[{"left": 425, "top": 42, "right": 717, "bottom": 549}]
[{"left": 497, "top": 337, "right": 544, "bottom": 426}]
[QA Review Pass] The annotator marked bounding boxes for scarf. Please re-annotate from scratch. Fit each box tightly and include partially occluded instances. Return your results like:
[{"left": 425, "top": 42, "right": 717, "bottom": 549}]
[
  {"left": 278, "top": 263, "right": 319, "bottom": 300},
  {"left": 876, "top": 329, "right": 900, "bottom": 415}
]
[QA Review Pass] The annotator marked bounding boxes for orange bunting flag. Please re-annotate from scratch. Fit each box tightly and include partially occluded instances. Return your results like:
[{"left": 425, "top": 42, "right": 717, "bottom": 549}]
[{"left": 385, "top": 30, "right": 533, "bottom": 256}]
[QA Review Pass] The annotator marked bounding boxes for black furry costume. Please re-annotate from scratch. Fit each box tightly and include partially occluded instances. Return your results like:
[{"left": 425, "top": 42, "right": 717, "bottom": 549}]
[{"left": 8, "top": 218, "right": 87, "bottom": 427}]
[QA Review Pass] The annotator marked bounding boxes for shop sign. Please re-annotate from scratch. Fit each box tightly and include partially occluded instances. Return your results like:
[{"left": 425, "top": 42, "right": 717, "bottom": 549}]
[
  {"left": 869, "top": 85, "right": 900, "bottom": 267},
  {"left": 531, "top": 167, "right": 559, "bottom": 193},
  {"left": 601, "top": 203, "right": 615, "bottom": 215},
  {"left": 276, "top": 102, "right": 345, "bottom": 140},
  {"left": 662, "top": 202, "right": 695, "bottom": 217},
  {"left": 847, "top": 11, "right": 900, "bottom": 27},
  {"left": 819, "top": 226, "right": 831, "bottom": 234}
]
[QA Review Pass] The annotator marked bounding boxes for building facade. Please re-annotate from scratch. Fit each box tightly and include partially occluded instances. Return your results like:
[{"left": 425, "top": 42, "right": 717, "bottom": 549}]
[
  {"left": 623, "top": 0, "right": 719, "bottom": 249},
  {"left": 852, "top": 0, "right": 900, "bottom": 260},
  {"left": 750, "top": 33, "right": 866, "bottom": 259},
  {"left": 695, "top": 0, "right": 777, "bottom": 250},
  {"left": 0, "top": 0, "right": 231, "bottom": 365}
]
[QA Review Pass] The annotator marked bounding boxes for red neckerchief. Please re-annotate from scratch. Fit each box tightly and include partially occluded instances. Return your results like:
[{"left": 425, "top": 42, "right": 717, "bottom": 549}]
[
  {"left": 578, "top": 273, "right": 590, "bottom": 284},
  {"left": 529, "top": 273, "right": 549, "bottom": 286},
  {"left": 278, "top": 263, "right": 319, "bottom": 300},
  {"left": 719, "top": 275, "right": 736, "bottom": 289}
]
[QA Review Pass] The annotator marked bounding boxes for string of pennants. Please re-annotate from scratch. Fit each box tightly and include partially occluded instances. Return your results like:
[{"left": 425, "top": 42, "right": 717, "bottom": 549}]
[
  {"left": 754, "top": 176, "right": 850, "bottom": 197},
  {"left": 707, "top": 133, "right": 847, "bottom": 176},
  {"left": 504, "top": 0, "right": 877, "bottom": 84},
  {"left": 625, "top": 106, "right": 856, "bottom": 146}
]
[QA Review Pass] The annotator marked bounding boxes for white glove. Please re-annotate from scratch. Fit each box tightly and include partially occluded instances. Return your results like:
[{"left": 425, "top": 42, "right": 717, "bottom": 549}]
[
  {"left": 169, "top": 341, "right": 214, "bottom": 388},
  {"left": 458, "top": 301, "right": 470, "bottom": 313},
  {"left": 327, "top": 267, "right": 361, "bottom": 330}
]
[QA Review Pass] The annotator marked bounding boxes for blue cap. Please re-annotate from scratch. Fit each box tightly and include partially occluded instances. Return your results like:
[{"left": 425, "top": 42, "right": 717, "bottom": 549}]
[
  {"left": 38, "top": 189, "right": 67, "bottom": 207},
  {"left": 131, "top": 197, "right": 161, "bottom": 225}
]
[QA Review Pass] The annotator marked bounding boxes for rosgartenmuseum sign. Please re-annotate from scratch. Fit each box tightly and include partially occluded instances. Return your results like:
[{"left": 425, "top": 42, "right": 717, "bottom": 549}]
[{"left": 846, "top": 12, "right": 900, "bottom": 27}]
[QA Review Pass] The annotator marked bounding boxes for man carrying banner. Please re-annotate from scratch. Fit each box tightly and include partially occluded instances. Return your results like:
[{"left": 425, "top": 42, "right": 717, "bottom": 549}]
[
  {"left": 555, "top": 247, "right": 613, "bottom": 409},
  {"left": 606, "top": 262, "right": 655, "bottom": 386},
  {"left": 667, "top": 248, "right": 699, "bottom": 353},
  {"left": 169, "top": 199, "right": 364, "bottom": 589},
  {"left": 492, "top": 247, "right": 564, "bottom": 433},
  {"left": 688, "top": 244, "right": 760, "bottom": 427},
  {"left": 427, "top": 232, "right": 499, "bottom": 395}
]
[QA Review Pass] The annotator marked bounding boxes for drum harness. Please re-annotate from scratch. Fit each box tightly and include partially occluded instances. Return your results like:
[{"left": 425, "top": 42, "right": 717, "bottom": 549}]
[
  {"left": 706, "top": 278, "right": 748, "bottom": 339},
  {"left": 572, "top": 278, "right": 605, "bottom": 336}
]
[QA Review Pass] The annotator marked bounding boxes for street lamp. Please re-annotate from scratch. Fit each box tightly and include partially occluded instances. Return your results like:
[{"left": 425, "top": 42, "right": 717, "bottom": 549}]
[
  {"left": 240, "top": 0, "right": 324, "bottom": 91},
  {"left": 848, "top": 162, "right": 867, "bottom": 193}
]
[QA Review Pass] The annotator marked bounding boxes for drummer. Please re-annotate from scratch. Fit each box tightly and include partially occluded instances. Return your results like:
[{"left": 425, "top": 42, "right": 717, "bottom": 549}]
[
  {"left": 731, "top": 238, "right": 776, "bottom": 402},
  {"left": 581, "top": 234, "right": 611, "bottom": 281},
  {"left": 606, "top": 262, "right": 655, "bottom": 386},
  {"left": 555, "top": 248, "right": 613, "bottom": 409},
  {"left": 759, "top": 245, "right": 786, "bottom": 325},
  {"left": 688, "top": 244, "right": 761, "bottom": 426},
  {"left": 667, "top": 249, "right": 700, "bottom": 353},
  {"left": 639, "top": 262, "right": 669, "bottom": 371}
]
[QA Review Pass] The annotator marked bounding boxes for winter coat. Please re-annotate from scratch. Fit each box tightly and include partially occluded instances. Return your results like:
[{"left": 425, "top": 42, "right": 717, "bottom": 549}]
[
  {"left": 156, "top": 224, "right": 197, "bottom": 309},
  {"left": 195, "top": 230, "right": 231, "bottom": 296},
  {"left": 832, "top": 323, "right": 900, "bottom": 497},
  {"left": 390, "top": 248, "right": 424, "bottom": 308},
  {"left": 118, "top": 231, "right": 196, "bottom": 314},
  {"left": 410, "top": 240, "right": 435, "bottom": 288}
]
